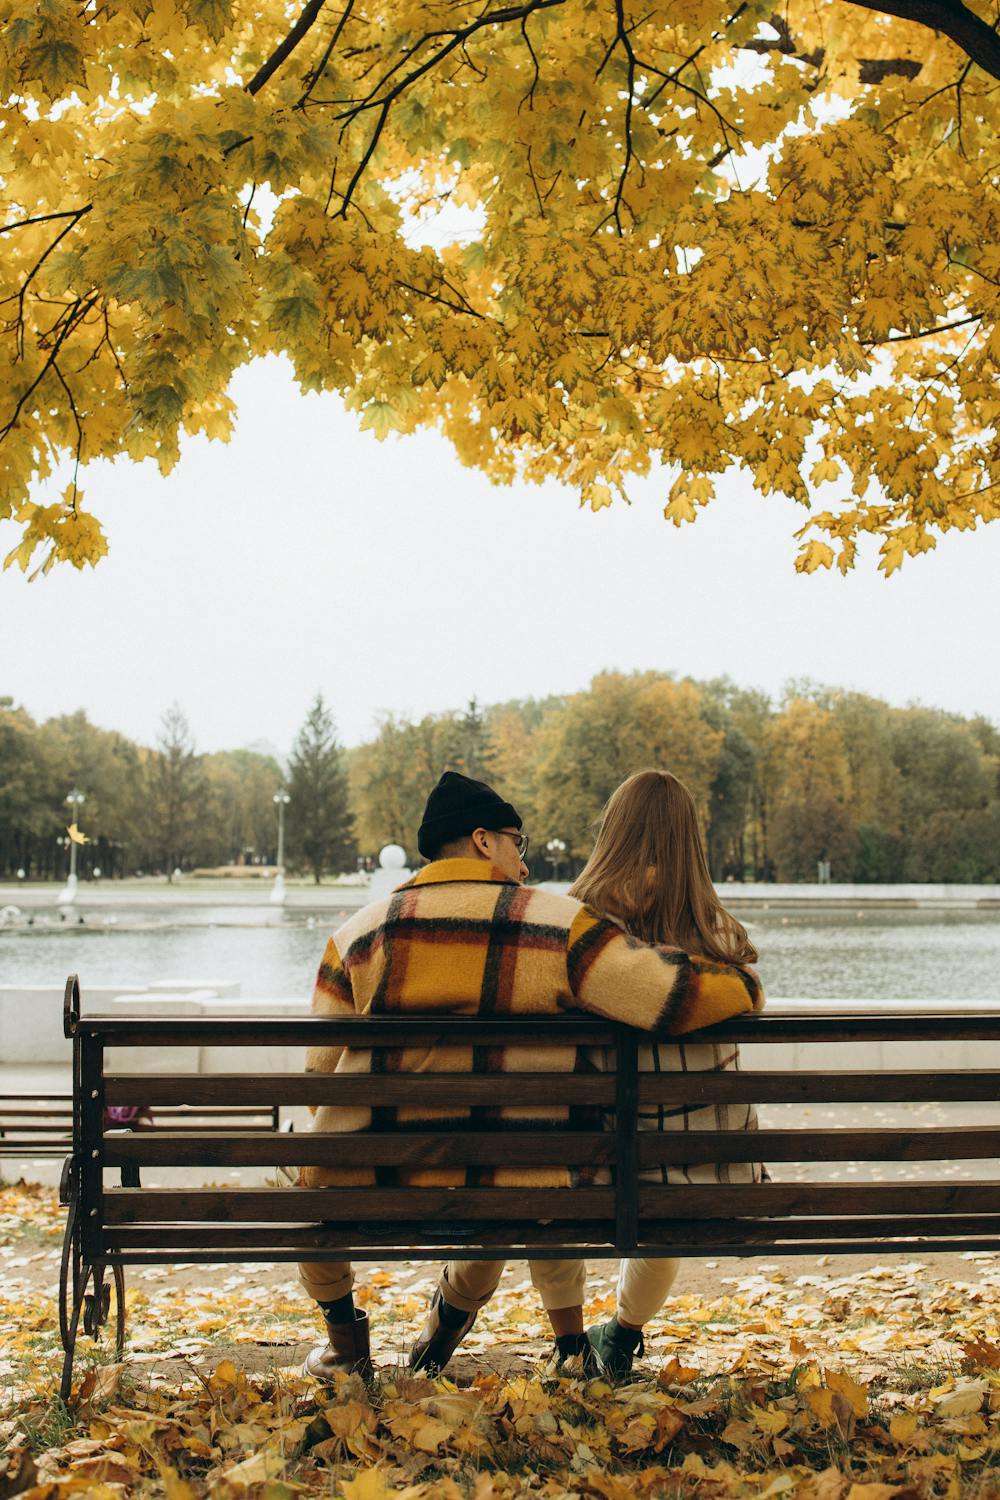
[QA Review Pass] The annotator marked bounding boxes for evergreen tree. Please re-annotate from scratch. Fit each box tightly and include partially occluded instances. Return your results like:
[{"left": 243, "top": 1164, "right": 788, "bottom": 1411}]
[
  {"left": 287, "top": 695, "right": 355, "bottom": 883},
  {"left": 146, "top": 704, "right": 204, "bottom": 880}
]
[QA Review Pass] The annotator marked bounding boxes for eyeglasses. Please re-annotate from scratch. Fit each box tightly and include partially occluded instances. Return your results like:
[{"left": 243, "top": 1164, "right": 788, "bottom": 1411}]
[{"left": 497, "top": 829, "right": 529, "bottom": 859}]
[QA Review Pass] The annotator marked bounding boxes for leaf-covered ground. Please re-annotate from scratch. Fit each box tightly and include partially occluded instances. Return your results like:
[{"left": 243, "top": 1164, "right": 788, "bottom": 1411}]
[{"left": 1, "top": 1183, "right": 998, "bottom": 1499}]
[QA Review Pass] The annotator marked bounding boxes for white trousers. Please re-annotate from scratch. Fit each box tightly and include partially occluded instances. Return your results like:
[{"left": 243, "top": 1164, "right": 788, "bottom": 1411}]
[{"left": 615, "top": 1256, "right": 681, "bottom": 1326}]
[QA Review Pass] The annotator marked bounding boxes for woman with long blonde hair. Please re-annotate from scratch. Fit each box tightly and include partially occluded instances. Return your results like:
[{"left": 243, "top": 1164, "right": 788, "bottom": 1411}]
[{"left": 569, "top": 768, "right": 765, "bottom": 1380}]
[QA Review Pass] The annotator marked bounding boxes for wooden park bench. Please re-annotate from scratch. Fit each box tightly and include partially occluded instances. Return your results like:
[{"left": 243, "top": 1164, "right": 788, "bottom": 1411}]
[
  {"left": 56, "top": 974, "right": 1000, "bottom": 1400},
  {"left": 0, "top": 1097, "right": 281, "bottom": 1160}
]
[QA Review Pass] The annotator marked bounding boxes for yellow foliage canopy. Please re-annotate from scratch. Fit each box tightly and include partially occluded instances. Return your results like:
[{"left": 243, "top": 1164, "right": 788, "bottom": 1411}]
[{"left": 1, "top": 0, "right": 998, "bottom": 574}]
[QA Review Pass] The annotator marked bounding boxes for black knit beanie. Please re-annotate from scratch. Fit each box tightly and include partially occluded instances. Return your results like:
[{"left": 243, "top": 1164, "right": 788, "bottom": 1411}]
[{"left": 417, "top": 771, "right": 522, "bottom": 860}]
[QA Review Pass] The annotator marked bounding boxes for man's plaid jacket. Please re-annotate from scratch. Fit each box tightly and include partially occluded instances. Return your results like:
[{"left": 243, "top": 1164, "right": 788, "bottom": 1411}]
[{"left": 302, "top": 857, "right": 764, "bottom": 1189}]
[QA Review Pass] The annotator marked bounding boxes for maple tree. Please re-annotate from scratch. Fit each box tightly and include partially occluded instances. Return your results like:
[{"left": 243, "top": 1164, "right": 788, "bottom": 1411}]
[{"left": 1, "top": 0, "right": 998, "bottom": 576}]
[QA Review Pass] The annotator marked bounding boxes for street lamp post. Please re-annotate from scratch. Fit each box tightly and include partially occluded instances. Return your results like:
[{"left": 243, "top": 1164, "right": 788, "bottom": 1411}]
[
  {"left": 270, "top": 791, "right": 291, "bottom": 906},
  {"left": 545, "top": 837, "right": 567, "bottom": 884},
  {"left": 57, "top": 789, "right": 85, "bottom": 906}
]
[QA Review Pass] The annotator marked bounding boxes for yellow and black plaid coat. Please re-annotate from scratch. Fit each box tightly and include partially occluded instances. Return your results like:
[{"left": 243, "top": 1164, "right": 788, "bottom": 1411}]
[{"left": 302, "top": 858, "right": 764, "bottom": 1189}]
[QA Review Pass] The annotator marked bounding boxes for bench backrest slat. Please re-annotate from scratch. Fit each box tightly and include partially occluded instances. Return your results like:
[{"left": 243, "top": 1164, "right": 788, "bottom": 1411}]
[
  {"left": 99, "top": 1124, "right": 1000, "bottom": 1169},
  {"left": 100, "top": 1179, "right": 1000, "bottom": 1226},
  {"left": 102, "top": 1068, "right": 1000, "bottom": 1108},
  {"left": 103, "top": 1073, "right": 617, "bottom": 1107}
]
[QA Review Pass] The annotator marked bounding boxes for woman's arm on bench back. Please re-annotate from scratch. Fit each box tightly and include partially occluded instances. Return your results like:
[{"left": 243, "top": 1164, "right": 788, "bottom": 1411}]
[{"left": 566, "top": 906, "right": 764, "bottom": 1034}]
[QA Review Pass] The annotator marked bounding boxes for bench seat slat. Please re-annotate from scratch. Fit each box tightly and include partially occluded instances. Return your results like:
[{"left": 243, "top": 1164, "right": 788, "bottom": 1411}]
[
  {"left": 100, "top": 1211, "right": 1000, "bottom": 1253},
  {"left": 0, "top": 1144, "right": 69, "bottom": 1155},
  {"left": 0, "top": 1109, "right": 74, "bottom": 1119},
  {"left": 102, "top": 1234, "right": 1000, "bottom": 1264}
]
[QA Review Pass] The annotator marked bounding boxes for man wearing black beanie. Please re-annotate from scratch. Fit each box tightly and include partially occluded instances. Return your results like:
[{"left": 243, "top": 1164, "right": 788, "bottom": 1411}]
[
  {"left": 416, "top": 769, "right": 528, "bottom": 874},
  {"left": 299, "top": 768, "right": 764, "bottom": 1384}
]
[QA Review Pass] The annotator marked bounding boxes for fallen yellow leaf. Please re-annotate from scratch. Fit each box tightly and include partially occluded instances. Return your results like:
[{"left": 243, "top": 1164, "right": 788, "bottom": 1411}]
[
  {"left": 888, "top": 1412, "right": 919, "bottom": 1444},
  {"left": 825, "top": 1369, "right": 869, "bottom": 1418}
]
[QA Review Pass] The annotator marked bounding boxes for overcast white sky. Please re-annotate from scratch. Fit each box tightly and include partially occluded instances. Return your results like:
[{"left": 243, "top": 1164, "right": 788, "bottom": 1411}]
[{"left": 3, "top": 354, "right": 998, "bottom": 757}]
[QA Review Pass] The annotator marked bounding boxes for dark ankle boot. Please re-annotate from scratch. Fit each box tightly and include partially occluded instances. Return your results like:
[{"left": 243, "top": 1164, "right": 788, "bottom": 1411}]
[
  {"left": 586, "top": 1318, "right": 645, "bottom": 1383},
  {"left": 408, "top": 1289, "right": 476, "bottom": 1375},
  {"left": 544, "top": 1332, "right": 602, "bottom": 1379},
  {"left": 303, "top": 1308, "right": 373, "bottom": 1383}
]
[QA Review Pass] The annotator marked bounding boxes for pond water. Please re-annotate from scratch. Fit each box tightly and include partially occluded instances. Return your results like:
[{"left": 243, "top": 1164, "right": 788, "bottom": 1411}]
[{"left": 2, "top": 906, "right": 999, "bottom": 1001}]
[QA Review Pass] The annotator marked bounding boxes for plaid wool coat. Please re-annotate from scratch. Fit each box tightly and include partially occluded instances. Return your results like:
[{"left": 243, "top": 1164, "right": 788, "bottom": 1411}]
[{"left": 302, "top": 857, "right": 764, "bottom": 1189}]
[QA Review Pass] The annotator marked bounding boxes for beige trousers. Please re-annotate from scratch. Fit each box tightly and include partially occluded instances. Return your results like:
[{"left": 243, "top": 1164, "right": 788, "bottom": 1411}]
[
  {"left": 299, "top": 1255, "right": 680, "bottom": 1324},
  {"left": 299, "top": 1257, "right": 586, "bottom": 1312},
  {"left": 616, "top": 1256, "right": 681, "bottom": 1326}
]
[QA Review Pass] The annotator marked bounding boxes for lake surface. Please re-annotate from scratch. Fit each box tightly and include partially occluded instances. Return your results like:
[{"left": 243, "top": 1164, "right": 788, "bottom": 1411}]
[{"left": 2, "top": 906, "right": 1000, "bottom": 1001}]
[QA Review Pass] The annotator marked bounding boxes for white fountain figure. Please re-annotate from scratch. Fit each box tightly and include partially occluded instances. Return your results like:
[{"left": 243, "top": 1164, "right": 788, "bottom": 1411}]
[{"left": 368, "top": 844, "right": 412, "bottom": 903}]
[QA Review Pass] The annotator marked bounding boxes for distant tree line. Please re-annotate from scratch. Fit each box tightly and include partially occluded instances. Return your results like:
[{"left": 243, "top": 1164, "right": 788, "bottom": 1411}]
[
  {"left": 350, "top": 676, "right": 1000, "bottom": 884},
  {"left": 0, "top": 692, "right": 354, "bottom": 883},
  {"left": 3, "top": 673, "right": 999, "bottom": 884}
]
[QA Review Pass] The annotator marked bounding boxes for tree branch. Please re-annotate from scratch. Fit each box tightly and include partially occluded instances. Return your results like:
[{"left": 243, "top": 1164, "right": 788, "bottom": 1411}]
[
  {"left": 246, "top": 0, "right": 328, "bottom": 96},
  {"left": 862, "top": 310, "right": 982, "bottom": 346},
  {"left": 397, "top": 280, "right": 486, "bottom": 318},
  {"left": 605, "top": 0, "right": 638, "bottom": 235},
  {"left": 0, "top": 207, "right": 92, "bottom": 236},
  {"left": 331, "top": 0, "right": 567, "bottom": 215},
  {"left": 1, "top": 296, "right": 98, "bottom": 440},
  {"left": 843, "top": 0, "right": 1000, "bottom": 80},
  {"left": 0, "top": 207, "right": 92, "bottom": 360},
  {"left": 297, "top": 0, "right": 357, "bottom": 109}
]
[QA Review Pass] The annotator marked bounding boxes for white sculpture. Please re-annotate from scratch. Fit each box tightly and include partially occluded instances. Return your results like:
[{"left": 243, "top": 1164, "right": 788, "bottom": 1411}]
[{"left": 368, "top": 844, "right": 412, "bottom": 902}]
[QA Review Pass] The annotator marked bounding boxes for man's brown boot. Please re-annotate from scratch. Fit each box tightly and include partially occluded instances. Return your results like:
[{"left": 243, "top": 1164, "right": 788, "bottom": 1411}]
[
  {"left": 408, "top": 1289, "right": 476, "bottom": 1375},
  {"left": 303, "top": 1309, "right": 374, "bottom": 1383}
]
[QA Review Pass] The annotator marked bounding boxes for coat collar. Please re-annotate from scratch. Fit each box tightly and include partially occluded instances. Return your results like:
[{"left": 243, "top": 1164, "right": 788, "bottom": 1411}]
[{"left": 400, "top": 857, "right": 517, "bottom": 890}]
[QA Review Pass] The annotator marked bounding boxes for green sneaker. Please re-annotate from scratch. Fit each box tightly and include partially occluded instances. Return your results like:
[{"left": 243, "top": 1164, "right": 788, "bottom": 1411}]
[{"left": 586, "top": 1318, "right": 645, "bottom": 1382}]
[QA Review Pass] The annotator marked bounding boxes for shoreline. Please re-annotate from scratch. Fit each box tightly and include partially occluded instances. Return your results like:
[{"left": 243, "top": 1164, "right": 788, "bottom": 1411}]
[{"left": 4, "top": 879, "right": 1000, "bottom": 914}]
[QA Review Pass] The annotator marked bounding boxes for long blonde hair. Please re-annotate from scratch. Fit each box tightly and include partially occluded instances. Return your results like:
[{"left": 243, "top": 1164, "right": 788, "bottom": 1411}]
[{"left": 569, "top": 769, "right": 757, "bottom": 965}]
